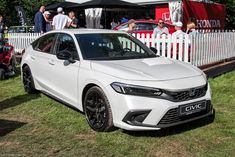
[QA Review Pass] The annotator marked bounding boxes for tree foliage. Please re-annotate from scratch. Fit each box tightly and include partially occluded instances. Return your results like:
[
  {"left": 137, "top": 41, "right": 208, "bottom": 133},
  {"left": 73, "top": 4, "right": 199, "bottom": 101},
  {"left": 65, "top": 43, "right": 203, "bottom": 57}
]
[
  {"left": 213, "top": 0, "right": 235, "bottom": 29},
  {"left": 0, "top": 0, "right": 62, "bottom": 26}
]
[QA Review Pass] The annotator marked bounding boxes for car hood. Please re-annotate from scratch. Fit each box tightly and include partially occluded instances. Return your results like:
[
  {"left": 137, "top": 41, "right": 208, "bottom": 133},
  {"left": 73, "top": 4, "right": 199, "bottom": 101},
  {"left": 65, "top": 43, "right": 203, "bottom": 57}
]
[{"left": 91, "top": 57, "right": 203, "bottom": 81}]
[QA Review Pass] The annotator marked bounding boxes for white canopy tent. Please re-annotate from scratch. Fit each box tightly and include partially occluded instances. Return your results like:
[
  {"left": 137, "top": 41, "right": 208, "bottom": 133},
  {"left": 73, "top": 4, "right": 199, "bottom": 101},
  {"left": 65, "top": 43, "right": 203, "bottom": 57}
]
[{"left": 64, "top": 0, "right": 181, "bottom": 28}]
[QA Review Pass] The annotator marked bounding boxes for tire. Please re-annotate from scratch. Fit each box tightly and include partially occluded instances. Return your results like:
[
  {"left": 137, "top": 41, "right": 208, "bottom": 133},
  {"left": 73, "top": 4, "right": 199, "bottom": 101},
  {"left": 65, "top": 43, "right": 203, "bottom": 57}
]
[
  {"left": 22, "top": 66, "right": 37, "bottom": 94},
  {"left": 11, "top": 56, "right": 17, "bottom": 73},
  {"left": 0, "top": 68, "right": 5, "bottom": 80},
  {"left": 84, "top": 86, "right": 114, "bottom": 132}
]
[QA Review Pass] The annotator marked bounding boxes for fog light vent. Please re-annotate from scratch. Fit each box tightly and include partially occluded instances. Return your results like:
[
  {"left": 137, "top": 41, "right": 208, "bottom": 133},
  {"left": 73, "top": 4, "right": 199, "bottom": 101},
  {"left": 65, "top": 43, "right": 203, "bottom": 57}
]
[{"left": 123, "top": 110, "right": 151, "bottom": 126}]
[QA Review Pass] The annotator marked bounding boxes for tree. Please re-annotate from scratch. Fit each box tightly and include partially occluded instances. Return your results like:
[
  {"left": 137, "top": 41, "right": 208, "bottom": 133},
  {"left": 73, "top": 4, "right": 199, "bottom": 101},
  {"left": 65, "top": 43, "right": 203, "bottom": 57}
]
[
  {"left": 0, "top": 0, "right": 62, "bottom": 26},
  {"left": 213, "top": 0, "right": 235, "bottom": 29}
]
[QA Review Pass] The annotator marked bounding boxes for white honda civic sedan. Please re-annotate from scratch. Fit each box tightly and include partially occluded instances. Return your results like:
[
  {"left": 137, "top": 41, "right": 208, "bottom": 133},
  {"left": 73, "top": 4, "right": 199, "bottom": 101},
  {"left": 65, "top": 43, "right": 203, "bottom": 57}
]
[{"left": 21, "top": 29, "right": 214, "bottom": 132}]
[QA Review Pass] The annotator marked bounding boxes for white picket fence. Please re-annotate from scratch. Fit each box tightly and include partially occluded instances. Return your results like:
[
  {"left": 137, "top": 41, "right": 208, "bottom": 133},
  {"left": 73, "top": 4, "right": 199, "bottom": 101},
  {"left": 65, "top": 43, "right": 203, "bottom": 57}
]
[
  {"left": 7, "top": 33, "right": 41, "bottom": 53},
  {"left": 7, "top": 32, "right": 235, "bottom": 67}
]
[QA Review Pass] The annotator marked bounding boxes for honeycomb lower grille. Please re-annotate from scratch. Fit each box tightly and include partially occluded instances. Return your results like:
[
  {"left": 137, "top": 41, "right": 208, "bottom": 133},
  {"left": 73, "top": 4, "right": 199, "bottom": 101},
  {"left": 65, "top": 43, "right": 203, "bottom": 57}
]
[{"left": 157, "top": 100, "right": 212, "bottom": 126}]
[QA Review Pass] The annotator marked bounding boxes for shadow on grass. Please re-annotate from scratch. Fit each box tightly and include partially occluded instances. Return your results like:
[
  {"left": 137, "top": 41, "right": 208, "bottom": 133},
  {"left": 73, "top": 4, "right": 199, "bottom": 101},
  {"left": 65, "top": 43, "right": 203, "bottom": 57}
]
[
  {"left": 0, "top": 94, "right": 41, "bottom": 111},
  {"left": 0, "top": 119, "right": 26, "bottom": 136},
  {"left": 122, "top": 115, "right": 215, "bottom": 137},
  {"left": 43, "top": 93, "right": 84, "bottom": 114}
]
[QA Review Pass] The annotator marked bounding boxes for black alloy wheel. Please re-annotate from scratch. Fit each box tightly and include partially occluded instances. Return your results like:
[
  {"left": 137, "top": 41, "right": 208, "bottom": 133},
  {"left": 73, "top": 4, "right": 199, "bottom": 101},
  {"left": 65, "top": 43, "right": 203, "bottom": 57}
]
[
  {"left": 22, "top": 66, "right": 37, "bottom": 94},
  {"left": 84, "top": 86, "right": 114, "bottom": 132}
]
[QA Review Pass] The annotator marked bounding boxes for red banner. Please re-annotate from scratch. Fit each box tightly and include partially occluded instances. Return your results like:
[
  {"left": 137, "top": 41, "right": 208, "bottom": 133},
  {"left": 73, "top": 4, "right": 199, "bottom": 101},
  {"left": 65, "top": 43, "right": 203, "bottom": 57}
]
[
  {"left": 155, "top": 0, "right": 226, "bottom": 30},
  {"left": 183, "top": 0, "right": 226, "bottom": 29}
]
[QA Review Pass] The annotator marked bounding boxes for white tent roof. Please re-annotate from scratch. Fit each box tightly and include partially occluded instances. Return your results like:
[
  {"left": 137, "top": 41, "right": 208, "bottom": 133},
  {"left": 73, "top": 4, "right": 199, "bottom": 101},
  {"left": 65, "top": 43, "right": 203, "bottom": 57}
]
[{"left": 66, "top": 0, "right": 178, "bottom": 5}]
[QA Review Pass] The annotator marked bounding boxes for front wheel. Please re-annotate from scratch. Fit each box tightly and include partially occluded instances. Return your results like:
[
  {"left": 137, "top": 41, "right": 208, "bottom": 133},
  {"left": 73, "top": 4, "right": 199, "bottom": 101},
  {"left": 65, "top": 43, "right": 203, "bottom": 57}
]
[{"left": 84, "top": 86, "right": 114, "bottom": 132}]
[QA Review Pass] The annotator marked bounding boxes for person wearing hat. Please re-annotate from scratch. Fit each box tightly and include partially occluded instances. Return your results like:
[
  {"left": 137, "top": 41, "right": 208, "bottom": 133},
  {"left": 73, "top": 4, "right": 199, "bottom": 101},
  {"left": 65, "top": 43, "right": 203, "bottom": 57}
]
[
  {"left": 34, "top": 5, "right": 46, "bottom": 33},
  {"left": 43, "top": 11, "right": 52, "bottom": 32},
  {"left": 52, "top": 7, "right": 72, "bottom": 30},
  {"left": 172, "top": 21, "right": 186, "bottom": 39}
]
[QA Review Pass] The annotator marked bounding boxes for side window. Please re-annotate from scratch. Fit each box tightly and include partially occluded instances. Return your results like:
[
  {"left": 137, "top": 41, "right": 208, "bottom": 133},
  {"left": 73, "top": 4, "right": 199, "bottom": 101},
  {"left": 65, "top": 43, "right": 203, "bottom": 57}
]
[
  {"left": 37, "top": 34, "right": 57, "bottom": 54},
  {"left": 136, "top": 23, "right": 154, "bottom": 30},
  {"left": 152, "top": 24, "right": 157, "bottom": 29},
  {"left": 56, "top": 33, "right": 79, "bottom": 60},
  {"left": 118, "top": 24, "right": 129, "bottom": 31}
]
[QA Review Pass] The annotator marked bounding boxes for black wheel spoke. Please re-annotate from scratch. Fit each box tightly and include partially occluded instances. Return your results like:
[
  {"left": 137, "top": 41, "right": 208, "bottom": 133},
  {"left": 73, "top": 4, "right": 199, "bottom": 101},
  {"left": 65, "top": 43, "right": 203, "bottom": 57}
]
[
  {"left": 86, "top": 106, "right": 96, "bottom": 113},
  {"left": 84, "top": 89, "right": 109, "bottom": 131},
  {"left": 98, "top": 106, "right": 106, "bottom": 113}
]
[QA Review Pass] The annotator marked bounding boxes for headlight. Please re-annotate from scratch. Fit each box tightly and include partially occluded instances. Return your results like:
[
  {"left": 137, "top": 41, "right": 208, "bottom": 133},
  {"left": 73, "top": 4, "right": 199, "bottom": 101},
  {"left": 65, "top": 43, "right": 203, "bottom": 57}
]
[{"left": 111, "top": 82, "right": 163, "bottom": 97}]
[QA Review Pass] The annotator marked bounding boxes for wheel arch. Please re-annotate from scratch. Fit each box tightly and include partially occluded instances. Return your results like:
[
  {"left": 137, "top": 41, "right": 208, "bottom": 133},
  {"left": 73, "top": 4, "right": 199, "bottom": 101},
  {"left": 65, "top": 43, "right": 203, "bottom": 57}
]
[{"left": 82, "top": 83, "right": 99, "bottom": 111}]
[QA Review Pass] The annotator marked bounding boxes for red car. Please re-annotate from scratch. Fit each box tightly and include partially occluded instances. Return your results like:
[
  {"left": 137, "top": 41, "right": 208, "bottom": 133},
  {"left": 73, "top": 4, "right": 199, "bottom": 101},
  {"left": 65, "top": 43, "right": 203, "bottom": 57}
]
[
  {"left": 0, "top": 41, "right": 16, "bottom": 80},
  {"left": 113, "top": 20, "right": 175, "bottom": 35}
]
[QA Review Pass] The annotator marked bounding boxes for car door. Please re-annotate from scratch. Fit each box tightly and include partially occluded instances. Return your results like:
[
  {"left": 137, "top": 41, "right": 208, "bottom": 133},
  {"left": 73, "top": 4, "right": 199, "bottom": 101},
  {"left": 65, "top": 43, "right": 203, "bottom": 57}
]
[
  {"left": 30, "top": 33, "right": 58, "bottom": 94},
  {"left": 49, "top": 33, "right": 80, "bottom": 106}
]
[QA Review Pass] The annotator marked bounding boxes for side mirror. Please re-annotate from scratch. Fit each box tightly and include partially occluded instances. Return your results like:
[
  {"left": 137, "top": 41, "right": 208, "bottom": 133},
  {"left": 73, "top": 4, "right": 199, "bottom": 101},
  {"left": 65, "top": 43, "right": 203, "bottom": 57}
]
[
  {"left": 150, "top": 47, "right": 158, "bottom": 54},
  {"left": 56, "top": 50, "right": 76, "bottom": 63}
]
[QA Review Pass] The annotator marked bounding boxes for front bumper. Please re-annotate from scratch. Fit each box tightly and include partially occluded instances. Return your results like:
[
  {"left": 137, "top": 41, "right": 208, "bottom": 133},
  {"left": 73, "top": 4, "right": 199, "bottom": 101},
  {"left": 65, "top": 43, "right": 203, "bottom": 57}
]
[
  {"left": 123, "top": 100, "right": 214, "bottom": 129},
  {"left": 106, "top": 84, "right": 213, "bottom": 131}
]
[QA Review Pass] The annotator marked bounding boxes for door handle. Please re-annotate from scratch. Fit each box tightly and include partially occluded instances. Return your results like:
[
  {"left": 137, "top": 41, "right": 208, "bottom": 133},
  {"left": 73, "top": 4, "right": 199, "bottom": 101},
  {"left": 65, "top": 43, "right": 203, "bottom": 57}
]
[
  {"left": 48, "top": 60, "right": 55, "bottom": 65},
  {"left": 30, "top": 56, "right": 35, "bottom": 60}
]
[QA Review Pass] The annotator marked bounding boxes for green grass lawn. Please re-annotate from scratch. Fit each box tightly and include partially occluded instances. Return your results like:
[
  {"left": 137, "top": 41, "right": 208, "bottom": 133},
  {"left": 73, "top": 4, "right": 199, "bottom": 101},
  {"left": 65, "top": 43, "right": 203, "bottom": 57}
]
[{"left": 0, "top": 69, "right": 235, "bottom": 157}]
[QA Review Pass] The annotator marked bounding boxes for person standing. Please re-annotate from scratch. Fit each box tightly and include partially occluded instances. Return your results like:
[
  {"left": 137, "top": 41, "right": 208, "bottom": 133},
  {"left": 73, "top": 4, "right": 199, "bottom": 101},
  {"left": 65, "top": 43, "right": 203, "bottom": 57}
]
[
  {"left": 34, "top": 6, "right": 46, "bottom": 33},
  {"left": 172, "top": 21, "right": 186, "bottom": 39},
  {"left": 43, "top": 11, "right": 52, "bottom": 32},
  {"left": 0, "top": 15, "right": 5, "bottom": 41},
  {"left": 153, "top": 18, "right": 169, "bottom": 37},
  {"left": 52, "top": 7, "right": 72, "bottom": 30},
  {"left": 127, "top": 19, "right": 136, "bottom": 31},
  {"left": 186, "top": 21, "right": 198, "bottom": 38},
  {"left": 68, "top": 11, "right": 79, "bottom": 29}
]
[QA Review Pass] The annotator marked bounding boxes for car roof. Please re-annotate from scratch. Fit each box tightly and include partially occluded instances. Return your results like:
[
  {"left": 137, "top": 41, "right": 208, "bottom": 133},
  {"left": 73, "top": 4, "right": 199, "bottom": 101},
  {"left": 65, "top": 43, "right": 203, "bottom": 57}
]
[
  {"left": 48, "top": 29, "right": 127, "bottom": 35},
  {"left": 9, "top": 26, "right": 33, "bottom": 28}
]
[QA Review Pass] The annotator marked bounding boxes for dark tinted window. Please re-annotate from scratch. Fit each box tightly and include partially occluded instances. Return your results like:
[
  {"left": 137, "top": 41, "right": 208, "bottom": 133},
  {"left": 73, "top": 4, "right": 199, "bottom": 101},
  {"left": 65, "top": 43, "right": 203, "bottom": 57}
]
[
  {"left": 37, "top": 33, "right": 57, "bottom": 54},
  {"left": 136, "top": 23, "right": 157, "bottom": 30},
  {"left": 56, "top": 33, "right": 79, "bottom": 60}
]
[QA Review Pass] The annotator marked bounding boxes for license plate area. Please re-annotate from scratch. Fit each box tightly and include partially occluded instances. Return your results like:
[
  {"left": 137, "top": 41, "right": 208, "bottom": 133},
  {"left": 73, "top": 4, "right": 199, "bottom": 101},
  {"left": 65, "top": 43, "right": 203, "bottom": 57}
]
[{"left": 179, "top": 101, "right": 207, "bottom": 116}]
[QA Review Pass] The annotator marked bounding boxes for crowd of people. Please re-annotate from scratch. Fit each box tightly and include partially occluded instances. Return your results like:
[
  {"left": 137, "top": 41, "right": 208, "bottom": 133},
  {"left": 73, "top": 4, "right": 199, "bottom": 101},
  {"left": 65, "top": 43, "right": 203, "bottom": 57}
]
[
  {"left": 152, "top": 18, "right": 198, "bottom": 38},
  {"left": 34, "top": 5, "right": 79, "bottom": 33}
]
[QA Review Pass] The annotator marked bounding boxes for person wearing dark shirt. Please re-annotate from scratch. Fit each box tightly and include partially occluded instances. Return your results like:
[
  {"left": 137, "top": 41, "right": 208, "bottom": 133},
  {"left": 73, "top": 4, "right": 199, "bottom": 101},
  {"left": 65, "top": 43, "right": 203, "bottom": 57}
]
[
  {"left": 0, "top": 15, "right": 5, "bottom": 41},
  {"left": 34, "top": 6, "right": 46, "bottom": 33},
  {"left": 43, "top": 11, "right": 52, "bottom": 32},
  {"left": 68, "top": 11, "right": 79, "bottom": 29}
]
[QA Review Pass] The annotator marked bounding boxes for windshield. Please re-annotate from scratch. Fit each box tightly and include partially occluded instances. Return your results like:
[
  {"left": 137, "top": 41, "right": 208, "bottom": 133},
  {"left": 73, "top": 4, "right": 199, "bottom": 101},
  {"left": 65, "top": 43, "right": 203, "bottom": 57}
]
[{"left": 75, "top": 33, "right": 156, "bottom": 60}]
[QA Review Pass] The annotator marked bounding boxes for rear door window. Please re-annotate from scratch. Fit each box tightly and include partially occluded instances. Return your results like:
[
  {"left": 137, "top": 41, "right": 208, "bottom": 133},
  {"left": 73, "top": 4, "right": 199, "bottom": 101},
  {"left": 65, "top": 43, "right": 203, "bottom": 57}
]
[
  {"left": 136, "top": 23, "right": 157, "bottom": 30},
  {"left": 35, "top": 33, "right": 57, "bottom": 54}
]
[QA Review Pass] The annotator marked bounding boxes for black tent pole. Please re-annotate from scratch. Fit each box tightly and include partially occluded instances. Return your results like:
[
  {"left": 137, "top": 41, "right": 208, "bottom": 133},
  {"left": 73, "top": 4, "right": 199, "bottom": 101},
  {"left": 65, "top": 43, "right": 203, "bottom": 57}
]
[{"left": 104, "top": 7, "right": 106, "bottom": 29}]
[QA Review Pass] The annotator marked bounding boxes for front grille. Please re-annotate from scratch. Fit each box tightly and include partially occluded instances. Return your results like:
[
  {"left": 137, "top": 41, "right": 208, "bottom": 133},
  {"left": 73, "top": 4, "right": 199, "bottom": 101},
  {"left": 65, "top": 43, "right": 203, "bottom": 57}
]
[
  {"left": 157, "top": 100, "right": 212, "bottom": 127},
  {"left": 164, "top": 84, "right": 208, "bottom": 102}
]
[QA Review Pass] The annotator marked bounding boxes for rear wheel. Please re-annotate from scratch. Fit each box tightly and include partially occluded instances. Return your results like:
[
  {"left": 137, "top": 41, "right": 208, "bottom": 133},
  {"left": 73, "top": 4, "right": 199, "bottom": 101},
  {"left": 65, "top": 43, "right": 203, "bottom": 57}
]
[
  {"left": 84, "top": 86, "right": 114, "bottom": 132},
  {"left": 0, "top": 68, "right": 5, "bottom": 80},
  {"left": 22, "top": 66, "right": 37, "bottom": 94}
]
